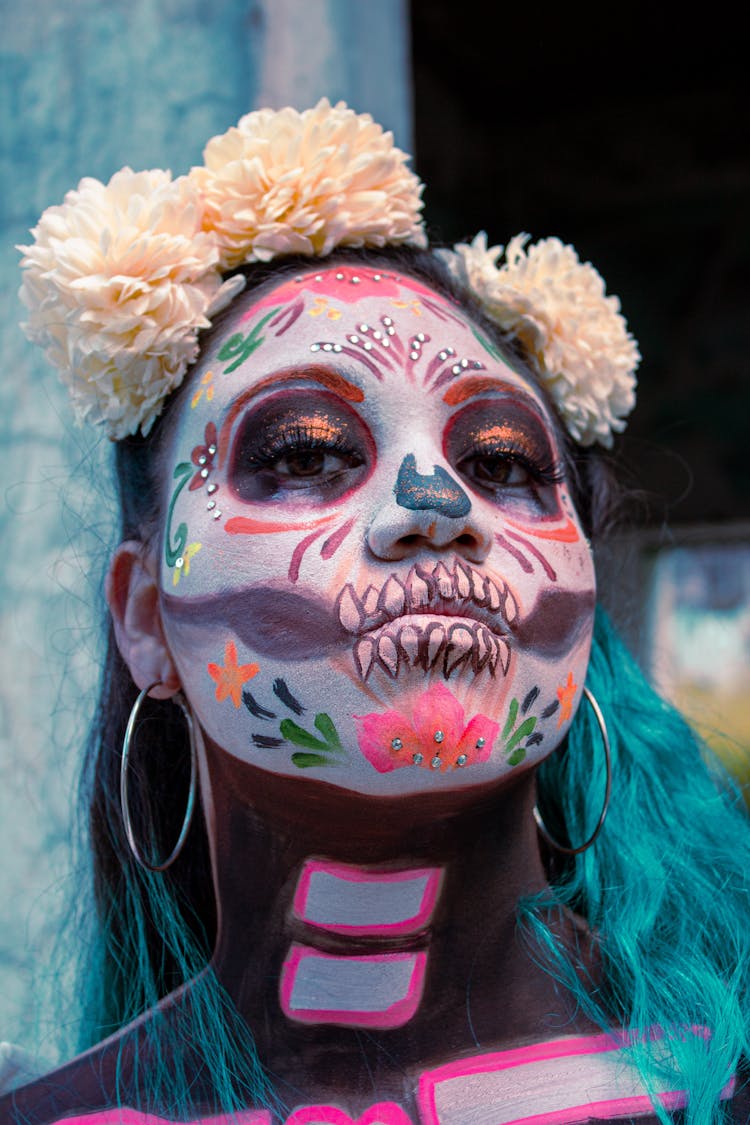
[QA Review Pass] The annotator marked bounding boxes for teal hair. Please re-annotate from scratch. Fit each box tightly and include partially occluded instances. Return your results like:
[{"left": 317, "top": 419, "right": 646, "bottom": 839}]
[
  {"left": 79, "top": 858, "right": 278, "bottom": 1119},
  {"left": 527, "top": 606, "right": 750, "bottom": 1124}
]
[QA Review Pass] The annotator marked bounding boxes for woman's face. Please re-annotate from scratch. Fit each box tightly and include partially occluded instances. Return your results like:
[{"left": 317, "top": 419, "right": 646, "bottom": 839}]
[{"left": 158, "top": 265, "right": 596, "bottom": 797}]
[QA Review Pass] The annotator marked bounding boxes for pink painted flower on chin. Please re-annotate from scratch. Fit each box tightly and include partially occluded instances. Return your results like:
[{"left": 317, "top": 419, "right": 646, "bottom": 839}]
[{"left": 356, "top": 683, "right": 499, "bottom": 774}]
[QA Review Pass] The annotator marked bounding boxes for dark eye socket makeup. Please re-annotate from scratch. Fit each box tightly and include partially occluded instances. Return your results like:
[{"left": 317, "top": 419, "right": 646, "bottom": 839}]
[
  {"left": 444, "top": 396, "right": 565, "bottom": 510},
  {"left": 221, "top": 362, "right": 564, "bottom": 509},
  {"left": 228, "top": 389, "right": 372, "bottom": 503}
]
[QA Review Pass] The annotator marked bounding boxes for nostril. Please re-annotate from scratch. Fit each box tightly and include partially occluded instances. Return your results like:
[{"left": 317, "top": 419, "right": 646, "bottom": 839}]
[{"left": 456, "top": 533, "right": 478, "bottom": 547}]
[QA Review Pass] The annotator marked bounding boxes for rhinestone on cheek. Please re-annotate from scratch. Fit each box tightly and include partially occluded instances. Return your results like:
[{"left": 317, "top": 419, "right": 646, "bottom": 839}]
[
  {"left": 456, "top": 754, "right": 467, "bottom": 766},
  {"left": 476, "top": 737, "right": 486, "bottom": 749},
  {"left": 413, "top": 753, "right": 424, "bottom": 765},
  {"left": 431, "top": 756, "right": 442, "bottom": 769},
  {"left": 391, "top": 738, "right": 403, "bottom": 751},
  {"left": 434, "top": 730, "right": 444, "bottom": 743}
]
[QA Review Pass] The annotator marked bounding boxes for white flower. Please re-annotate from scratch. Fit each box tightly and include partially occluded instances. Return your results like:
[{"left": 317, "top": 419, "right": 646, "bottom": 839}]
[
  {"left": 18, "top": 168, "right": 223, "bottom": 439},
  {"left": 190, "top": 98, "right": 427, "bottom": 269},
  {"left": 440, "top": 233, "right": 640, "bottom": 447}
]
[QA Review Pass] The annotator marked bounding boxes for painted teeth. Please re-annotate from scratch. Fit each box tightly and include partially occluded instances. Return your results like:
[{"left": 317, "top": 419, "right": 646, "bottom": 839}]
[
  {"left": 378, "top": 575, "right": 405, "bottom": 616},
  {"left": 406, "top": 568, "right": 431, "bottom": 608},
  {"left": 424, "top": 622, "right": 447, "bottom": 669},
  {"left": 454, "top": 562, "right": 472, "bottom": 599},
  {"left": 434, "top": 562, "right": 454, "bottom": 598},
  {"left": 484, "top": 578, "right": 501, "bottom": 612},
  {"left": 504, "top": 589, "right": 518, "bottom": 623},
  {"left": 397, "top": 622, "right": 422, "bottom": 664},
  {"left": 352, "top": 619, "right": 511, "bottom": 682},
  {"left": 354, "top": 637, "right": 376, "bottom": 679},
  {"left": 362, "top": 584, "right": 379, "bottom": 617},
  {"left": 338, "top": 584, "right": 365, "bottom": 632},
  {"left": 444, "top": 623, "right": 474, "bottom": 677},
  {"left": 344, "top": 561, "right": 517, "bottom": 677},
  {"left": 470, "top": 569, "right": 487, "bottom": 605},
  {"left": 377, "top": 634, "right": 399, "bottom": 677},
  {"left": 474, "top": 625, "right": 492, "bottom": 672}
]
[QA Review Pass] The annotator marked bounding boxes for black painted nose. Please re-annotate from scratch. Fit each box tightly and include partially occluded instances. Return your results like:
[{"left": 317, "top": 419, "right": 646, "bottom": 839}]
[{"left": 394, "top": 454, "right": 471, "bottom": 518}]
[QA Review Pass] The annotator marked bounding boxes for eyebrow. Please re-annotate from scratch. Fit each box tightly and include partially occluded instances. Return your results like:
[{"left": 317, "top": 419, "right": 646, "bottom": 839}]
[
  {"left": 442, "top": 375, "right": 545, "bottom": 413},
  {"left": 217, "top": 366, "right": 364, "bottom": 467}
]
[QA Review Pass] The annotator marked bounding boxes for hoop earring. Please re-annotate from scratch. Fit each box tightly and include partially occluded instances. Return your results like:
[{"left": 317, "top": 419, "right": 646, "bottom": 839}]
[
  {"left": 120, "top": 682, "right": 198, "bottom": 872},
  {"left": 533, "top": 686, "right": 612, "bottom": 856}
]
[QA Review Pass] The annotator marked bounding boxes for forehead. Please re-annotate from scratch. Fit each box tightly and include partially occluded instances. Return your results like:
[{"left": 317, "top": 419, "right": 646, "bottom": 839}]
[{"left": 182, "top": 265, "right": 551, "bottom": 422}]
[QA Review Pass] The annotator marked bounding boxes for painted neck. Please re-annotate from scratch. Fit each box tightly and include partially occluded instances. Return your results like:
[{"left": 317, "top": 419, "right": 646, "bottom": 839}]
[{"left": 199, "top": 742, "right": 581, "bottom": 1047}]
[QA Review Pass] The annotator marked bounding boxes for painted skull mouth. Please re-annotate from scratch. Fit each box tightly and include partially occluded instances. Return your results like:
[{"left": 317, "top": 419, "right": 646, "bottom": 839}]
[{"left": 335, "top": 561, "right": 517, "bottom": 682}]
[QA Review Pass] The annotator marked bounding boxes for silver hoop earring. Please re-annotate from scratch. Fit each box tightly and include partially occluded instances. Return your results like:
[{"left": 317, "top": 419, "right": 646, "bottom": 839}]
[
  {"left": 533, "top": 686, "right": 612, "bottom": 856},
  {"left": 120, "top": 682, "right": 198, "bottom": 872}
]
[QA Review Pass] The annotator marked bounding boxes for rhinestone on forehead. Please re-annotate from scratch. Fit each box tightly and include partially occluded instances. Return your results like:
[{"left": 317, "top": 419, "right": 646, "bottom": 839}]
[{"left": 293, "top": 270, "right": 392, "bottom": 286}]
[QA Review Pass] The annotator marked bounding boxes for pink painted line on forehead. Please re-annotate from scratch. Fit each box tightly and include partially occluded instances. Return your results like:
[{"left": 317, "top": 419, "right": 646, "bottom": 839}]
[{"left": 238, "top": 265, "right": 458, "bottom": 318}]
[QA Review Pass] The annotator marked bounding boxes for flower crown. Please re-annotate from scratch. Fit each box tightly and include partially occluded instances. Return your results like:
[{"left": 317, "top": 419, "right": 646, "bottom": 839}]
[{"left": 18, "top": 99, "right": 638, "bottom": 446}]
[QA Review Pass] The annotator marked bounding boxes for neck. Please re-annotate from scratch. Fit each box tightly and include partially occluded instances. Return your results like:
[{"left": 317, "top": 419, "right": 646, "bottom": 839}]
[{"left": 200, "top": 741, "right": 594, "bottom": 1103}]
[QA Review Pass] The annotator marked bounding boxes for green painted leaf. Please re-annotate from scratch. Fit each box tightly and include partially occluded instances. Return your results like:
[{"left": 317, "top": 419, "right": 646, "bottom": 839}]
[
  {"left": 279, "top": 718, "right": 327, "bottom": 751},
  {"left": 507, "top": 746, "right": 527, "bottom": 767},
  {"left": 314, "top": 712, "right": 341, "bottom": 749},
  {"left": 218, "top": 309, "right": 279, "bottom": 372},
  {"left": 291, "top": 752, "right": 331, "bottom": 768},
  {"left": 505, "top": 715, "right": 537, "bottom": 754},
  {"left": 164, "top": 462, "right": 193, "bottom": 567},
  {"left": 502, "top": 698, "right": 519, "bottom": 741}
]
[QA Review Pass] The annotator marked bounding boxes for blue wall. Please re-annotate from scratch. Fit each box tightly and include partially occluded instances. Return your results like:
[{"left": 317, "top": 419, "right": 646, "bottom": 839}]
[{"left": 0, "top": 0, "right": 411, "bottom": 1059}]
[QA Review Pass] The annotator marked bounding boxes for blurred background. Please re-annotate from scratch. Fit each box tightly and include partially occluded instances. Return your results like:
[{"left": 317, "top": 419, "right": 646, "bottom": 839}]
[{"left": 1, "top": 0, "right": 748, "bottom": 1060}]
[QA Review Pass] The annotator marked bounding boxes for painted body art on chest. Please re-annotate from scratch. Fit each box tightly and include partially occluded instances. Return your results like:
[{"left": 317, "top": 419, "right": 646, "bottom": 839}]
[{"left": 43, "top": 1028, "right": 735, "bottom": 1124}]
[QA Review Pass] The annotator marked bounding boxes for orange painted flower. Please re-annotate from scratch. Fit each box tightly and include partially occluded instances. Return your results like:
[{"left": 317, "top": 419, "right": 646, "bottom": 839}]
[
  {"left": 207, "top": 641, "right": 259, "bottom": 707},
  {"left": 556, "top": 672, "right": 578, "bottom": 727}
]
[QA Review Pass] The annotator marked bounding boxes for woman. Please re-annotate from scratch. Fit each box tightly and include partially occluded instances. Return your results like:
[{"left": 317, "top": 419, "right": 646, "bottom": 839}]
[{"left": 4, "top": 100, "right": 749, "bottom": 1125}]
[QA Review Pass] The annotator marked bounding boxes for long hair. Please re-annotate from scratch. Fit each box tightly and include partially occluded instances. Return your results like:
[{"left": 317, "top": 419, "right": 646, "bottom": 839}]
[{"left": 75, "top": 245, "right": 749, "bottom": 1121}]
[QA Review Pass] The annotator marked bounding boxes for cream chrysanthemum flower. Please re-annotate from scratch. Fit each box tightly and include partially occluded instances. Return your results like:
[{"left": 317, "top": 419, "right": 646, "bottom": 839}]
[
  {"left": 440, "top": 233, "right": 640, "bottom": 447},
  {"left": 18, "top": 168, "right": 225, "bottom": 439},
  {"left": 190, "top": 98, "right": 427, "bottom": 269}
]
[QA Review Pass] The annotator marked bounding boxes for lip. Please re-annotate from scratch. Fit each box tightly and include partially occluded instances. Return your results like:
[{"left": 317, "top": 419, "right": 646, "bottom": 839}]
[
  {"left": 350, "top": 611, "right": 512, "bottom": 683},
  {"left": 336, "top": 560, "right": 517, "bottom": 641}
]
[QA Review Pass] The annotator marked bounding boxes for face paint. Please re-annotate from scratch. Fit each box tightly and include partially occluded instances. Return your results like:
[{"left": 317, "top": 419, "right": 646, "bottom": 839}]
[{"left": 159, "top": 266, "right": 596, "bottom": 797}]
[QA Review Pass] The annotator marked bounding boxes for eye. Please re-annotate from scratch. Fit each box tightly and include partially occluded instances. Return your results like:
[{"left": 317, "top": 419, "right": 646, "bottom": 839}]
[
  {"left": 228, "top": 391, "right": 371, "bottom": 503},
  {"left": 445, "top": 399, "right": 564, "bottom": 511},
  {"left": 461, "top": 454, "right": 537, "bottom": 488}
]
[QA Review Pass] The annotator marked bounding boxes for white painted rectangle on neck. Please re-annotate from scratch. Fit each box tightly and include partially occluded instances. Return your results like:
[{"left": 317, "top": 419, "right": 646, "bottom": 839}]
[
  {"left": 280, "top": 943, "right": 426, "bottom": 1028},
  {"left": 418, "top": 1030, "right": 736, "bottom": 1125},
  {"left": 293, "top": 859, "right": 442, "bottom": 936}
]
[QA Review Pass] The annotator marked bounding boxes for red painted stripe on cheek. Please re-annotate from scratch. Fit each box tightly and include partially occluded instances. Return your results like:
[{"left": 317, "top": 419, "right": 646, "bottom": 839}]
[
  {"left": 225, "top": 514, "right": 336, "bottom": 535},
  {"left": 505, "top": 516, "right": 580, "bottom": 542}
]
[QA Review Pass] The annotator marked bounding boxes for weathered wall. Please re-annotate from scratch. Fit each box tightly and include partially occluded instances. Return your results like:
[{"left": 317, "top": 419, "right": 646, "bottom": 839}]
[{"left": 0, "top": 0, "right": 411, "bottom": 1057}]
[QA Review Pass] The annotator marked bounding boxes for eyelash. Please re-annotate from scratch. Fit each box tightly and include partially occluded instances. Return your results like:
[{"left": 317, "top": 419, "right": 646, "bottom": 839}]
[
  {"left": 461, "top": 443, "right": 565, "bottom": 486},
  {"left": 243, "top": 425, "right": 359, "bottom": 469}
]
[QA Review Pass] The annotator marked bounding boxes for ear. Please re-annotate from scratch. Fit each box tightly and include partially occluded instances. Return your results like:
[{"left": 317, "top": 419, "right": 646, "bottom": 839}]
[{"left": 106, "top": 542, "right": 181, "bottom": 700}]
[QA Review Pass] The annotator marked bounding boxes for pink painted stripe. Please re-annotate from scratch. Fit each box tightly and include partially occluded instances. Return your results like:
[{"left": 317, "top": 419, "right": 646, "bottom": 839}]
[
  {"left": 320, "top": 517, "right": 356, "bottom": 560},
  {"left": 285, "top": 1103, "right": 413, "bottom": 1125},
  {"left": 48, "top": 1111, "right": 269, "bottom": 1125},
  {"left": 417, "top": 1028, "right": 735, "bottom": 1125},
  {"left": 280, "top": 943, "right": 427, "bottom": 1029},
  {"left": 292, "top": 859, "right": 443, "bottom": 936}
]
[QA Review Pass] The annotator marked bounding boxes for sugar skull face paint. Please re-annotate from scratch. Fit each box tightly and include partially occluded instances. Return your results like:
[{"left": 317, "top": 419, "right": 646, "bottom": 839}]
[{"left": 158, "top": 266, "right": 596, "bottom": 796}]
